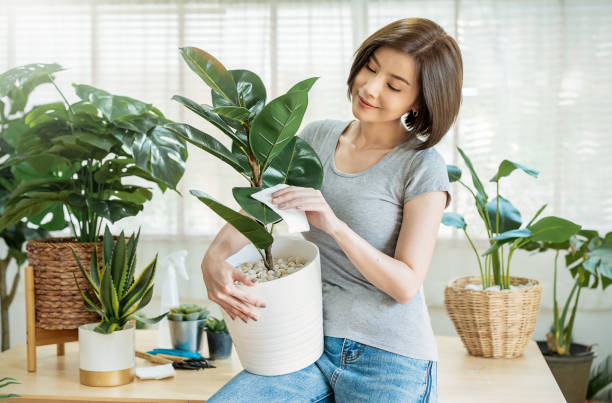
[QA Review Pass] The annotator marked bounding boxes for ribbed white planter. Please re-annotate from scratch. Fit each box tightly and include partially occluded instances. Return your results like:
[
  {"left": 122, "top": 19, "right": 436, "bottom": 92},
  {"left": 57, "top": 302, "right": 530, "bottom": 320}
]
[
  {"left": 78, "top": 323, "right": 135, "bottom": 386},
  {"left": 223, "top": 237, "right": 323, "bottom": 376}
]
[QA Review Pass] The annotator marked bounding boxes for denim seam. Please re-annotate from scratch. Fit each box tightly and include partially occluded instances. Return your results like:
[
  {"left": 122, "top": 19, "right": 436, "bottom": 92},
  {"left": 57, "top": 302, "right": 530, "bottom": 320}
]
[
  {"left": 340, "top": 338, "right": 348, "bottom": 366},
  {"left": 330, "top": 368, "right": 342, "bottom": 388},
  {"left": 422, "top": 360, "right": 433, "bottom": 402},
  {"left": 312, "top": 391, "right": 333, "bottom": 403}
]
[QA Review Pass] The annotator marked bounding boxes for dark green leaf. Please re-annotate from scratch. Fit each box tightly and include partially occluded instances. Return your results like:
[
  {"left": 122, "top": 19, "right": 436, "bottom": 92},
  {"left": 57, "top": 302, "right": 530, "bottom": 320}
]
[
  {"left": 447, "top": 165, "right": 461, "bottom": 182},
  {"left": 489, "top": 159, "right": 539, "bottom": 182},
  {"left": 529, "top": 216, "right": 581, "bottom": 243},
  {"left": 190, "top": 189, "right": 273, "bottom": 249},
  {"left": 233, "top": 187, "right": 282, "bottom": 225},
  {"left": 261, "top": 136, "right": 323, "bottom": 189},
  {"left": 486, "top": 196, "right": 522, "bottom": 233}
]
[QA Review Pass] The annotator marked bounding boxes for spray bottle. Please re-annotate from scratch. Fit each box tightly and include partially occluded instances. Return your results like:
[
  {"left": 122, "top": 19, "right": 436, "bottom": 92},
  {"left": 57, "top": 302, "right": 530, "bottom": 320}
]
[{"left": 157, "top": 249, "right": 189, "bottom": 348}]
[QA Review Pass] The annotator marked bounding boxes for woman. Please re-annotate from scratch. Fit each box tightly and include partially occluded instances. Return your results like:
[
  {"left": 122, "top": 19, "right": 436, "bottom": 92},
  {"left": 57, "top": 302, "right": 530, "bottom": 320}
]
[{"left": 202, "top": 17, "right": 462, "bottom": 402}]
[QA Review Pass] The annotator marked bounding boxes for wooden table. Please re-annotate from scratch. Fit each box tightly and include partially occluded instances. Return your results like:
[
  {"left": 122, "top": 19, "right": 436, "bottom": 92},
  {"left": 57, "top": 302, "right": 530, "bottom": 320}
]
[{"left": 0, "top": 330, "right": 565, "bottom": 402}]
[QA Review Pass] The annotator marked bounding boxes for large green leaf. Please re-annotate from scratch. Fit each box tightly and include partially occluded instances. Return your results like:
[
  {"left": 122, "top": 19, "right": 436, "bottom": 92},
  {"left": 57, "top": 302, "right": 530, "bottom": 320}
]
[
  {"left": 287, "top": 77, "right": 319, "bottom": 93},
  {"left": 83, "top": 197, "right": 143, "bottom": 223},
  {"left": 211, "top": 106, "right": 251, "bottom": 122},
  {"left": 486, "top": 196, "right": 522, "bottom": 233},
  {"left": 230, "top": 69, "right": 266, "bottom": 114},
  {"left": 190, "top": 189, "right": 273, "bottom": 249},
  {"left": 250, "top": 91, "right": 309, "bottom": 170},
  {"left": 171, "top": 95, "right": 248, "bottom": 149},
  {"left": 164, "top": 122, "right": 246, "bottom": 175},
  {"left": 126, "top": 126, "right": 187, "bottom": 190},
  {"left": 456, "top": 146, "right": 488, "bottom": 205},
  {"left": 490, "top": 160, "right": 539, "bottom": 182},
  {"left": 261, "top": 136, "right": 323, "bottom": 189},
  {"left": 529, "top": 216, "right": 581, "bottom": 243},
  {"left": 491, "top": 228, "right": 532, "bottom": 241},
  {"left": 73, "top": 84, "right": 153, "bottom": 121},
  {"left": 233, "top": 187, "right": 282, "bottom": 225},
  {"left": 441, "top": 212, "right": 467, "bottom": 229},
  {"left": 0, "top": 63, "right": 64, "bottom": 113},
  {"left": 100, "top": 265, "right": 120, "bottom": 320},
  {"left": 179, "top": 47, "right": 238, "bottom": 106}
]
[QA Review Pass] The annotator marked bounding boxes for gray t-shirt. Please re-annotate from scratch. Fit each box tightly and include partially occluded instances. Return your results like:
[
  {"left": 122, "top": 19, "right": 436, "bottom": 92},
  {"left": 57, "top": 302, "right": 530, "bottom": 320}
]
[{"left": 297, "top": 119, "right": 451, "bottom": 361}]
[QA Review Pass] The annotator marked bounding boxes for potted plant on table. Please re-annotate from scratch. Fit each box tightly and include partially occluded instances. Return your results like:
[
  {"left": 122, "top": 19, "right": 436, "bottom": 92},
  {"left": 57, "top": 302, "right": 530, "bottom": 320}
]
[
  {"left": 72, "top": 225, "right": 166, "bottom": 387},
  {"left": 0, "top": 63, "right": 57, "bottom": 351},
  {"left": 167, "top": 304, "right": 209, "bottom": 353},
  {"left": 164, "top": 46, "right": 324, "bottom": 375},
  {"left": 521, "top": 229, "right": 612, "bottom": 403},
  {"left": 203, "top": 316, "right": 232, "bottom": 360},
  {"left": 0, "top": 63, "right": 187, "bottom": 332},
  {"left": 442, "top": 148, "right": 581, "bottom": 358}
]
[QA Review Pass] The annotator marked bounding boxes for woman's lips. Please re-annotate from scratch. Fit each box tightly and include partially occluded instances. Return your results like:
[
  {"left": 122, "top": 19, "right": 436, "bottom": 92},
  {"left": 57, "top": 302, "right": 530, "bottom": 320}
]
[{"left": 358, "top": 95, "right": 378, "bottom": 109}]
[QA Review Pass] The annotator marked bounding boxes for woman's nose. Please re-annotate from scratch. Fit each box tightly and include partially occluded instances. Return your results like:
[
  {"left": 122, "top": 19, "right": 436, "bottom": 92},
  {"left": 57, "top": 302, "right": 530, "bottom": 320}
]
[{"left": 362, "top": 75, "right": 384, "bottom": 98}]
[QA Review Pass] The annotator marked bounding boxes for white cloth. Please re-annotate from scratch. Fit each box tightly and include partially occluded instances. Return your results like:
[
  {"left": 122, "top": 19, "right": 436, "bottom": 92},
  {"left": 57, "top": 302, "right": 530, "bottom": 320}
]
[
  {"left": 250, "top": 184, "right": 310, "bottom": 233},
  {"left": 134, "top": 363, "right": 176, "bottom": 380}
]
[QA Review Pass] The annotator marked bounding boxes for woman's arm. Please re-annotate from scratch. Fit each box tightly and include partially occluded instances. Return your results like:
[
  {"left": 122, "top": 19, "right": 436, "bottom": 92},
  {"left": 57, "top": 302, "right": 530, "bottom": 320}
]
[{"left": 330, "top": 191, "right": 446, "bottom": 304}]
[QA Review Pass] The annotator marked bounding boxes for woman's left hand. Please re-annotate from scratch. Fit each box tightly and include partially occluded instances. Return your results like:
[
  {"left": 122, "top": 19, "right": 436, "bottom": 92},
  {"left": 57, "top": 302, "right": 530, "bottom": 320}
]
[{"left": 271, "top": 186, "right": 342, "bottom": 235}]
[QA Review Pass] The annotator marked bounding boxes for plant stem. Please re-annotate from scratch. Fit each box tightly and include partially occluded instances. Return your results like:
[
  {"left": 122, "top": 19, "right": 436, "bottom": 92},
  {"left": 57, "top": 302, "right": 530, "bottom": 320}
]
[
  {"left": 463, "top": 228, "right": 484, "bottom": 285},
  {"left": 552, "top": 250, "right": 560, "bottom": 348}
]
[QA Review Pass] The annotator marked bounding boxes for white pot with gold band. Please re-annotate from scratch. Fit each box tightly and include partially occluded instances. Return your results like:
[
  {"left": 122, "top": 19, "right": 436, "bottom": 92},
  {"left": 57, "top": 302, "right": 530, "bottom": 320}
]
[{"left": 78, "top": 322, "right": 135, "bottom": 386}]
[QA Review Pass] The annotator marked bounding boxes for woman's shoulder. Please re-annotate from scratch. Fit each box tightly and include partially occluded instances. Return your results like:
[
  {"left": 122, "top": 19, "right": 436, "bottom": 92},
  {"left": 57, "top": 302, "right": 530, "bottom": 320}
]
[{"left": 298, "top": 119, "right": 348, "bottom": 142}]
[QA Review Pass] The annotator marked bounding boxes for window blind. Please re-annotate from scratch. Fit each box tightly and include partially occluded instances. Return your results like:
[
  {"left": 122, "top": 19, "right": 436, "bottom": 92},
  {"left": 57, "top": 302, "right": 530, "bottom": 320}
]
[{"left": 1, "top": 0, "right": 610, "bottom": 241}]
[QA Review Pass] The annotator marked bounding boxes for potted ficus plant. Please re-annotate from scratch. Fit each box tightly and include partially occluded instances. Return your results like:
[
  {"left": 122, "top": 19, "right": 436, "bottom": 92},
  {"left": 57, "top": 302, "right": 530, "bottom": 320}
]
[
  {"left": 0, "top": 63, "right": 187, "bottom": 332},
  {"left": 442, "top": 147, "right": 581, "bottom": 358},
  {"left": 164, "top": 47, "right": 324, "bottom": 376},
  {"left": 203, "top": 316, "right": 232, "bottom": 360},
  {"left": 72, "top": 225, "right": 166, "bottom": 387},
  {"left": 167, "top": 304, "right": 209, "bottom": 353},
  {"left": 0, "top": 63, "right": 55, "bottom": 351},
  {"left": 521, "top": 229, "right": 612, "bottom": 403}
]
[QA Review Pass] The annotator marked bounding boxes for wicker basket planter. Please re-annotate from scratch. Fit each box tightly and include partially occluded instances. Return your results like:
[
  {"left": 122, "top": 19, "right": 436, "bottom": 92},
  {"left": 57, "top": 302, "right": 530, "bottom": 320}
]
[
  {"left": 26, "top": 237, "right": 105, "bottom": 330},
  {"left": 444, "top": 275, "right": 543, "bottom": 358}
]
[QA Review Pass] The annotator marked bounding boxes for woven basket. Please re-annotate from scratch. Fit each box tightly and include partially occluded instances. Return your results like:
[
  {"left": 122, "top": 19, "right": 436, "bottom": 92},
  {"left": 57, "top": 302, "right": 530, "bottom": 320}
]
[
  {"left": 444, "top": 275, "right": 543, "bottom": 358},
  {"left": 26, "top": 237, "right": 105, "bottom": 330}
]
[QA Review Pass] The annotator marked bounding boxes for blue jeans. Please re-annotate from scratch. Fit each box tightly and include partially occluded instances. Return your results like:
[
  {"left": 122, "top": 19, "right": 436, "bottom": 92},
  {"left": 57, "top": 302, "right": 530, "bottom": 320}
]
[{"left": 207, "top": 336, "right": 437, "bottom": 402}]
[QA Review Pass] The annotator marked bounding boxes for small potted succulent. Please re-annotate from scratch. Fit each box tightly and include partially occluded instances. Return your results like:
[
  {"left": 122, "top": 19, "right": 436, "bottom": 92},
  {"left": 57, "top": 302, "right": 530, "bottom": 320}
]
[
  {"left": 72, "top": 225, "right": 167, "bottom": 387},
  {"left": 167, "top": 304, "right": 209, "bottom": 353},
  {"left": 164, "top": 47, "right": 324, "bottom": 375},
  {"left": 203, "top": 316, "right": 232, "bottom": 360},
  {"left": 522, "top": 229, "right": 612, "bottom": 403},
  {"left": 442, "top": 147, "right": 581, "bottom": 358}
]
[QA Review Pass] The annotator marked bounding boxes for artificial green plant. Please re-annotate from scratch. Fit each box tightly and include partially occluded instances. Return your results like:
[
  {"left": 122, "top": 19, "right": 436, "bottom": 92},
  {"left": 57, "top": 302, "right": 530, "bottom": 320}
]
[
  {"left": 442, "top": 147, "right": 582, "bottom": 289},
  {"left": 165, "top": 47, "right": 323, "bottom": 270},
  {"left": 71, "top": 225, "right": 167, "bottom": 334},
  {"left": 0, "top": 64, "right": 188, "bottom": 242},
  {"left": 520, "top": 229, "right": 612, "bottom": 355}
]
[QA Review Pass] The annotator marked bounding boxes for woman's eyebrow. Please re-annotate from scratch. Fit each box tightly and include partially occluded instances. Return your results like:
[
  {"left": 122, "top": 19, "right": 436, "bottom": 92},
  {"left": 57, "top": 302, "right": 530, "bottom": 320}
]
[{"left": 371, "top": 55, "right": 411, "bottom": 86}]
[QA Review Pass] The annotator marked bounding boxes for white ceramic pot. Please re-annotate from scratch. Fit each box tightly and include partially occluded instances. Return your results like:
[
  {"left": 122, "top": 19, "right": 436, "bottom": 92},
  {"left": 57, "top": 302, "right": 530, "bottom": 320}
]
[
  {"left": 78, "top": 323, "right": 135, "bottom": 386},
  {"left": 223, "top": 237, "right": 323, "bottom": 376}
]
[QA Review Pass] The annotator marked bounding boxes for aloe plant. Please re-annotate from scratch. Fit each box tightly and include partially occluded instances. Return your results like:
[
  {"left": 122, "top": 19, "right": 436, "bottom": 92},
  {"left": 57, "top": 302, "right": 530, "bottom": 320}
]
[
  {"left": 168, "top": 304, "right": 209, "bottom": 321},
  {"left": 164, "top": 47, "right": 323, "bottom": 270},
  {"left": 71, "top": 225, "right": 167, "bottom": 334},
  {"left": 203, "top": 316, "right": 228, "bottom": 334},
  {"left": 0, "top": 64, "right": 188, "bottom": 242},
  {"left": 521, "top": 230, "right": 612, "bottom": 355},
  {"left": 442, "top": 147, "right": 581, "bottom": 289}
]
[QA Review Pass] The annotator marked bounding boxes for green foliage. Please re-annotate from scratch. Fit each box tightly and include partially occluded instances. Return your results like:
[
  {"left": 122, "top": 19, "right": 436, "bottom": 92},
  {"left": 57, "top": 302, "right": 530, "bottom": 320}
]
[
  {"left": 442, "top": 147, "right": 581, "bottom": 289},
  {"left": 167, "top": 304, "right": 210, "bottom": 321},
  {"left": 203, "top": 316, "right": 228, "bottom": 334},
  {"left": 588, "top": 353, "right": 612, "bottom": 401},
  {"left": 71, "top": 225, "right": 167, "bottom": 334},
  {"left": 525, "top": 230, "right": 612, "bottom": 355},
  {"left": 0, "top": 64, "right": 188, "bottom": 242},
  {"left": 167, "top": 47, "right": 323, "bottom": 269},
  {"left": 0, "top": 376, "right": 20, "bottom": 399}
]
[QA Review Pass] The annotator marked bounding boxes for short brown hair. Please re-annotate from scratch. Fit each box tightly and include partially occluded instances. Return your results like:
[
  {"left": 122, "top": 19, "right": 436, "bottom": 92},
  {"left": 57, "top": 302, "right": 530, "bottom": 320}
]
[{"left": 347, "top": 18, "right": 463, "bottom": 150}]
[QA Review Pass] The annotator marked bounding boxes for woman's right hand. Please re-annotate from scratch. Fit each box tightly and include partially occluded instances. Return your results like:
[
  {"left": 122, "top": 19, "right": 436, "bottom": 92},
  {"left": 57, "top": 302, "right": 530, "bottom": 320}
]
[{"left": 201, "top": 252, "right": 267, "bottom": 323}]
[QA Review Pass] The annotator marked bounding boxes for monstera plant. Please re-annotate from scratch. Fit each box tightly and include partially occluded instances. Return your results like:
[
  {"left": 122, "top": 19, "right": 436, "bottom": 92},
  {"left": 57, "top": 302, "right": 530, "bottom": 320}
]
[
  {"left": 165, "top": 47, "right": 323, "bottom": 269},
  {"left": 0, "top": 64, "right": 188, "bottom": 242}
]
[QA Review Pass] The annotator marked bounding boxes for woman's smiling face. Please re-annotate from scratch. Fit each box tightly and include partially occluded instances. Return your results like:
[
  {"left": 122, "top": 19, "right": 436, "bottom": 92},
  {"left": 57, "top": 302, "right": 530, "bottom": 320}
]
[{"left": 351, "top": 46, "right": 421, "bottom": 123}]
